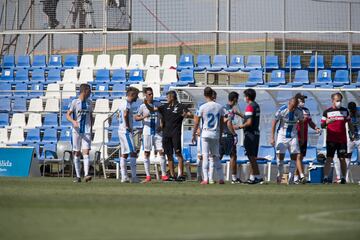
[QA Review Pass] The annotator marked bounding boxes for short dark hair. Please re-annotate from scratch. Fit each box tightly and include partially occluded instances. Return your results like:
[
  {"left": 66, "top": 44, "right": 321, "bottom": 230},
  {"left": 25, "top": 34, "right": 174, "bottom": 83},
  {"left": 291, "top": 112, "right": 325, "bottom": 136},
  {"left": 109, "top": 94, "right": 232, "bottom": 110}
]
[
  {"left": 294, "top": 92, "right": 307, "bottom": 101},
  {"left": 204, "top": 87, "right": 213, "bottom": 98},
  {"left": 348, "top": 101, "right": 357, "bottom": 111},
  {"left": 244, "top": 88, "right": 256, "bottom": 101},
  {"left": 127, "top": 86, "right": 139, "bottom": 96},
  {"left": 143, "top": 87, "right": 153, "bottom": 94},
  {"left": 166, "top": 90, "right": 177, "bottom": 100},
  {"left": 331, "top": 92, "right": 343, "bottom": 101},
  {"left": 228, "top": 91, "right": 239, "bottom": 102},
  {"left": 79, "top": 83, "right": 90, "bottom": 93}
]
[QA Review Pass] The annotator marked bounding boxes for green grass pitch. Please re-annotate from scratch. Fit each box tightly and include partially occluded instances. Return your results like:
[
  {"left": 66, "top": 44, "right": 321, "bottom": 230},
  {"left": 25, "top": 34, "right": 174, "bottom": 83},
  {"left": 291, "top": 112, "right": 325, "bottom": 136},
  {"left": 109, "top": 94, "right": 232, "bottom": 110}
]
[{"left": 0, "top": 178, "right": 360, "bottom": 240}]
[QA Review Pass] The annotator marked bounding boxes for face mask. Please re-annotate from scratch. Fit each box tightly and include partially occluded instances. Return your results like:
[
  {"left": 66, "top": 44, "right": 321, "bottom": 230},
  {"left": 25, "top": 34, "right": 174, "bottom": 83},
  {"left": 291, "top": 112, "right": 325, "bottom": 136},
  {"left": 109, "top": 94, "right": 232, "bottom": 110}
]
[
  {"left": 298, "top": 102, "right": 305, "bottom": 108},
  {"left": 335, "top": 101, "right": 341, "bottom": 109}
]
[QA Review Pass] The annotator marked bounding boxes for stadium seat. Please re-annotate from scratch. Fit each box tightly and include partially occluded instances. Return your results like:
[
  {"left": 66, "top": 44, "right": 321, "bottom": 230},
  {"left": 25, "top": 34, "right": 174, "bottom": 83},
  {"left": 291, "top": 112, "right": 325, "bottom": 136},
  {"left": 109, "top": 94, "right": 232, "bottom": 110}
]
[
  {"left": 40, "top": 143, "right": 57, "bottom": 160},
  {"left": 59, "top": 128, "right": 72, "bottom": 141},
  {"left": 207, "top": 55, "right": 227, "bottom": 72},
  {"left": 111, "top": 69, "right": 126, "bottom": 83},
  {"left": 93, "top": 83, "right": 110, "bottom": 99},
  {"left": 351, "top": 55, "right": 360, "bottom": 70},
  {"left": 146, "top": 83, "right": 161, "bottom": 98},
  {"left": 78, "top": 69, "right": 93, "bottom": 83},
  {"left": 1, "top": 69, "right": 14, "bottom": 82},
  {"left": 78, "top": 54, "right": 95, "bottom": 69},
  {"left": 243, "top": 55, "right": 262, "bottom": 71},
  {"left": 62, "top": 69, "right": 78, "bottom": 83},
  {"left": 29, "top": 83, "right": 44, "bottom": 98},
  {"left": 12, "top": 97, "right": 27, "bottom": 112},
  {"left": 47, "top": 69, "right": 61, "bottom": 83},
  {"left": 178, "top": 69, "right": 195, "bottom": 85},
  {"left": 246, "top": 70, "right": 263, "bottom": 86},
  {"left": 93, "top": 129, "right": 108, "bottom": 144},
  {"left": 333, "top": 70, "right": 349, "bottom": 86},
  {"left": 43, "top": 113, "right": 59, "bottom": 128},
  {"left": 10, "top": 113, "right": 26, "bottom": 128},
  {"left": 224, "top": 55, "right": 244, "bottom": 72},
  {"left": 24, "top": 128, "right": 41, "bottom": 144},
  {"left": 44, "top": 98, "right": 60, "bottom": 112},
  {"left": 194, "top": 55, "right": 211, "bottom": 72},
  {"left": 111, "top": 83, "right": 126, "bottom": 98},
  {"left": 177, "top": 54, "right": 194, "bottom": 71},
  {"left": 63, "top": 54, "right": 78, "bottom": 69},
  {"left": 309, "top": 55, "right": 324, "bottom": 70},
  {"left": 0, "top": 98, "right": 11, "bottom": 112},
  {"left": 2, "top": 55, "right": 15, "bottom": 69},
  {"left": 285, "top": 55, "right": 301, "bottom": 70},
  {"left": 95, "top": 54, "right": 111, "bottom": 69},
  {"left": 61, "top": 98, "right": 73, "bottom": 112},
  {"left": 28, "top": 98, "right": 43, "bottom": 112},
  {"left": 161, "top": 68, "right": 177, "bottom": 85},
  {"left": 145, "top": 68, "right": 161, "bottom": 84},
  {"left": 93, "top": 99, "right": 110, "bottom": 113},
  {"left": 62, "top": 83, "right": 76, "bottom": 99},
  {"left": 269, "top": 70, "right": 285, "bottom": 87},
  {"left": 25, "top": 113, "right": 42, "bottom": 129},
  {"left": 14, "top": 69, "right": 29, "bottom": 83},
  {"left": 145, "top": 54, "right": 161, "bottom": 69},
  {"left": 161, "top": 54, "right": 177, "bottom": 70},
  {"left": 258, "top": 145, "right": 275, "bottom": 181},
  {"left": 356, "top": 71, "right": 360, "bottom": 87},
  {"left": 44, "top": 83, "right": 60, "bottom": 98},
  {"left": 331, "top": 55, "right": 347, "bottom": 69},
  {"left": 265, "top": 55, "right": 279, "bottom": 71},
  {"left": 129, "top": 69, "right": 144, "bottom": 83},
  {"left": 15, "top": 55, "right": 30, "bottom": 69},
  {"left": 31, "top": 55, "right": 46, "bottom": 69},
  {"left": 0, "top": 128, "right": 8, "bottom": 144},
  {"left": 60, "top": 113, "right": 72, "bottom": 129},
  {"left": 111, "top": 54, "right": 127, "bottom": 70},
  {"left": 13, "top": 82, "right": 28, "bottom": 97},
  {"left": 303, "top": 146, "right": 317, "bottom": 164},
  {"left": 128, "top": 54, "right": 144, "bottom": 70},
  {"left": 47, "top": 55, "right": 62, "bottom": 69},
  {"left": 42, "top": 128, "right": 58, "bottom": 143},
  {"left": 291, "top": 70, "right": 309, "bottom": 86},
  {"left": 0, "top": 113, "right": 9, "bottom": 128},
  {"left": 93, "top": 114, "right": 109, "bottom": 130},
  {"left": 110, "top": 98, "right": 122, "bottom": 113},
  {"left": 31, "top": 69, "right": 46, "bottom": 83},
  {"left": 317, "top": 70, "right": 332, "bottom": 85},
  {"left": 107, "top": 130, "right": 119, "bottom": 146},
  {"left": 0, "top": 83, "right": 12, "bottom": 97},
  {"left": 7, "top": 127, "right": 24, "bottom": 144},
  {"left": 95, "top": 69, "right": 110, "bottom": 83}
]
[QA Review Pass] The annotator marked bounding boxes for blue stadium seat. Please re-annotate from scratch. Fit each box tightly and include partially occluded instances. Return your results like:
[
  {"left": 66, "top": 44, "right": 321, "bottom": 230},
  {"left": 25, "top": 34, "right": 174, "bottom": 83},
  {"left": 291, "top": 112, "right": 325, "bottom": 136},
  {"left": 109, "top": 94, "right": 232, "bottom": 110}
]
[
  {"left": 59, "top": 128, "right": 72, "bottom": 141},
  {"left": 333, "top": 70, "right": 349, "bottom": 86},
  {"left": 303, "top": 146, "right": 317, "bottom": 164},
  {"left": 24, "top": 143, "right": 41, "bottom": 159},
  {"left": 40, "top": 143, "right": 57, "bottom": 160},
  {"left": 31, "top": 55, "right": 46, "bottom": 69},
  {"left": 207, "top": 55, "right": 227, "bottom": 72},
  {"left": 93, "top": 83, "right": 110, "bottom": 98},
  {"left": 194, "top": 55, "right": 211, "bottom": 72},
  {"left": 15, "top": 55, "right": 30, "bottom": 69},
  {"left": 61, "top": 99, "right": 72, "bottom": 111},
  {"left": 29, "top": 83, "right": 44, "bottom": 98},
  {"left": 351, "top": 55, "right": 360, "bottom": 70},
  {"left": 269, "top": 70, "right": 285, "bottom": 86},
  {"left": 95, "top": 69, "right": 110, "bottom": 83},
  {"left": 1, "top": 69, "right": 14, "bottom": 82},
  {"left": 178, "top": 69, "right": 195, "bottom": 85},
  {"left": 258, "top": 145, "right": 275, "bottom": 165},
  {"left": 13, "top": 82, "right": 28, "bottom": 97},
  {"left": 309, "top": 55, "right": 324, "bottom": 70},
  {"left": 265, "top": 55, "right": 279, "bottom": 71},
  {"left": 246, "top": 70, "right": 263, "bottom": 86},
  {"left": 14, "top": 69, "right": 29, "bottom": 83},
  {"left": 111, "top": 83, "right": 126, "bottom": 98},
  {"left": 235, "top": 146, "right": 249, "bottom": 164},
  {"left": 12, "top": 97, "right": 27, "bottom": 112},
  {"left": 108, "top": 115, "right": 119, "bottom": 131},
  {"left": 285, "top": 55, "right": 302, "bottom": 70},
  {"left": 43, "top": 113, "right": 59, "bottom": 128},
  {"left": 356, "top": 71, "right": 360, "bottom": 87},
  {"left": 128, "top": 69, "right": 144, "bottom": 83},
  {"left": 24, "top": 128, "right": 41, "bottom": 144},
  {"left": 317, "top": 70, "right": 332, "bottom": 85},
  {"left": 47, "top": 55, "right": 62, "bottom": 69},
  {"left": 0, "top": 83, "right": 12, "bottom": 97},
  {"left": 112, "top": 69, "right": 126, "bottom": 83},
  {"left": 331, "top": 55, "right": 347, "bottom": 69},
  {"left": 177, "top": 54, "right": 194, "bottom": 71},
  {"left": 31, "top": 69, "right": 46, "bottom": 83},
  {"left": 107, "top": 130, "right": 120, "bottom": 147},
  {"left": 0, "top": 113, "right": 9, "bottom": 127},
  {"left": 63, "top": 54, "right": 78, "bottom": 69},
  {"left": 0, "top": 97, "right": 11, "bottom": 112},
  {"left": 2, "top": 55, "right": 15, "bottom": 69},
  {"left": 47, "top": 68, "right": 61, "bottom": 83},
  {"left": 224, "top": 55, "right": 244, "bottom": 72},
  {"left": 243, "top": 55, "right": 262, "bottom": 71},
  {"left": 60, "top": 113, "right": 72, "bottom": 129},
  {"left": 41, "top": 128, "right": 58, "bottom": 143},
  {"left": 291, "top": 70, "right": 309, "bottom": 86}
]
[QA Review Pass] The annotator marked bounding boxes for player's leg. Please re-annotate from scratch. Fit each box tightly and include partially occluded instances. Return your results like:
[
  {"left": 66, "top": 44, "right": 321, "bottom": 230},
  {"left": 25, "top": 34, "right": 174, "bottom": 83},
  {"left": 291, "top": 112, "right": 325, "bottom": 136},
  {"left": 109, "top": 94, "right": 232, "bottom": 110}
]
[
  {"left": 290, "top": 138, "right": 305, "bottom": 184},
  {"left": 245, "top": 133, "right": 261, "bottom": 184},
  {"left": 201, "top": 138, "right": 210, "bottom": 184},
  {"left": 163, "top": 136, "right": 175, "bottom": 180},
  {"left": 154, "top": 133, "right": 168, "bottom": 181},
  {"left": 173, "top": 134, "right": 185, "bottom": 181},
  {"left": 196, "top": 136, "right": 203, "bottom": 182},
  {"left": 295, "top": 141, "right": 307, "bottom": 183},
  {"left": 82, "top": 133, "right": 92, "bottom": 182},
  {"left": 212, "top": 138, "right": 224, "bottom": 184},
  {"left": 125, "top": 132, "right": 138, "bottom": 183},
  {"left": 142, "top": 135, "right": 152, "bottom": 182},
  {"left": 323, "top": 142, "right": 336, "bottom": 183},
  {"left": 346, "top": 140, "right": 355, "bottom": 182},
  {"left": 72, "top": 131, "right": 82, "bottom": 182},
  {"left": 337, "top": 143, "right": 348, "bottom": 184},
  {"left": 275, "top": 137, "right": 286, "bottom": 184},
  {"left": 119, "top": 132, "right": 131, "bottom": 182}
]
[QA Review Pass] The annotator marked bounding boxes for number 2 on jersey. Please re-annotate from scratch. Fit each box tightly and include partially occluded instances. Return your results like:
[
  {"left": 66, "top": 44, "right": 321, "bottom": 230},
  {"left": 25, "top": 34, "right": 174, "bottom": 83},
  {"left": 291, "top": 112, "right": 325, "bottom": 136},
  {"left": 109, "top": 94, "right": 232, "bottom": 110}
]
[{"left": 207, "top": 113, "right": 219, "bottom": 128}]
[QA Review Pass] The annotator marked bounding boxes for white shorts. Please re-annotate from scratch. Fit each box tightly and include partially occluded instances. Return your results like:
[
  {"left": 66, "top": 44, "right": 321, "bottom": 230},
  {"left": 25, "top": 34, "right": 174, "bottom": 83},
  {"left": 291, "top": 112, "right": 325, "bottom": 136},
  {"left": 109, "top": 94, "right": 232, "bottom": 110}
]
[
  {"left": 276, "top": 135, "right": 300, "bottom": 155},
  {"left": 348, "top": 139, "right": 360, "bottom": 158},
  {"left": 197, "top": 136, "right": 202, "bottom": 157},
  {"left": 201, "top": 137, "right": 220, "bottom": 158},
  {"left": 142, "top": 133, "right": 163, "bottom": 152},
  {"left": 72, "top": 131, "right": 91, "bottom": 151},
  {"left": 119, "top": 132, "right": 136, "bottom": 154}
]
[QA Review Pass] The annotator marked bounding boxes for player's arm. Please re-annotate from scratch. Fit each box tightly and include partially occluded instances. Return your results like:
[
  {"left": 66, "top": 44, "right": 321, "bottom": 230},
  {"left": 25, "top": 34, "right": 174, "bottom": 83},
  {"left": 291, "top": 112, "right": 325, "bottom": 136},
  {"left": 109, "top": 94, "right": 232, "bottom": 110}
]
[
  {"left": 298, "top": 119, "right": 305, "bottom": 145},
  {"left": 66, "top": 106, "right": 78, "bottom": 128},
  {"left": 134, "top": 106, "right": 149, "bottom": 121},
  {"left": 270, "top": 119, "right": 278, "bottom": 147},
  {"left": 321, "top": 110, "right": 330, "bottom": 129},
  {"left": 192, "top": 115, "right": 200, "bottom": 144},
  {"left": 309, "top": 118, "right": 321, "bottom": 133},
  {"left": 347, "top": 112, "right": 355, "bottom": 140},
  {"left": 123, "top": 108, "right": 132, "bottom": 132}
]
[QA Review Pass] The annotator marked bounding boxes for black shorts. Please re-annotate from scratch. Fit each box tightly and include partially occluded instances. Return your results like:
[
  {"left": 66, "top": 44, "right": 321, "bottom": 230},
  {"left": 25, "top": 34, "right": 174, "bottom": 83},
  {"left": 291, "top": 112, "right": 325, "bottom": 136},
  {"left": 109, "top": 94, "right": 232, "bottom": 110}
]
[
  {"left": 220, "top": 135, "right": 236, "bottom": 157},
  {"left": 326, "top": 141, "right": 347, "bottom": 158},
  {"left": 300, "top": 141, "right": 308, "bottom": 157},
  {"left": 163, "top": 134, "right": 182, "bottom": 156},
  {"left": 244, "top": 132, "right": 259, "bottom": 157}
]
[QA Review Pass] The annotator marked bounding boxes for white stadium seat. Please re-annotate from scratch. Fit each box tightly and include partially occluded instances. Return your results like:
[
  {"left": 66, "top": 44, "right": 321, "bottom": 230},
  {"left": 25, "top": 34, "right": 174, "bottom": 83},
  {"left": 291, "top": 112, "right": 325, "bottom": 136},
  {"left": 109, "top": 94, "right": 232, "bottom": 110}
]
[
  {"left": 7, "top": 127, "right": 24, "bottom": 144},
  {"left": 78, "top": 69, "right": 94, "bottom": 83},
  {"left": 62, "top": 83, "right": 77, "bottom": 99},
  {"left": 93, "top": 129, "right": 108, "bottom": 144},
  {"left": 78, "top": 54, "right": 94, "bottom": 69},
  {"left": 10, "top": 113, "right": 26, "bottom": 128},
  {"left": 110, "top": 98, "right": 122, "bottom": 112},
  {"left": 128, "top": 54, "right": 144, "bottom": 70},
  {"left": 95, "top": 54, "right": 111, "bottom": 69},
  {"left": 93, "top": 114, "right": 109, "bottom": 130},
  {"left": 161, "top": 69, "right": 178, "bottom": 85},
  {"left": 161, "top": 54, "right": 177, "bottom": 70},
  {"left": 145, "top": 68, "right": 161, "bottom": 84},
  {"left": 0, "top": 128, "right": 8, "bottom": 144},
  {"left": 146, "top": 83, "right": 161, "bottom": 98},
  {"left": 62, "top": 69, "right": 78, "bottom": 84},
  {"left": 145, "top": 54, "right": 160, "bottom": 69},
  {"left": 26, "top": 113, "right": 42, "bottom": 129},
  {"left": 44, "top": 83, "right": 60, "bottom": 99},
  {"left": 111, "top": 54, "right": 127, "bottom": 70},
  {"left": 93, "top": 99, "right": 110, "bottom": 113},
  {"left": 28, "top": 98, "right": 44, "bottom": 112},
  {"left": 44, "top": 98, "right": 60, "bottom": 112}
]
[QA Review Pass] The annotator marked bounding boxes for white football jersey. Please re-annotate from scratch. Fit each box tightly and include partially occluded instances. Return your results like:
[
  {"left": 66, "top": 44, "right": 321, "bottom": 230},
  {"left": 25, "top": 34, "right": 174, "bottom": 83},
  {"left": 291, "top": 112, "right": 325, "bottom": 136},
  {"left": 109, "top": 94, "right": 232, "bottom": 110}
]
[
  {"left": 68, "top": 98, "right": 93, "bottom": 134},
  {"left": 137, "top": 100, "right": 162, "bottom": 136},
  {"left": 118, "top": 99, "right": 133, "bottom": 133},
  {"left": 197, "top": 101, "right": 224, "bottom": 139},
  {"left": 275, "top": 105, "right": 304, "bottom": 139}
]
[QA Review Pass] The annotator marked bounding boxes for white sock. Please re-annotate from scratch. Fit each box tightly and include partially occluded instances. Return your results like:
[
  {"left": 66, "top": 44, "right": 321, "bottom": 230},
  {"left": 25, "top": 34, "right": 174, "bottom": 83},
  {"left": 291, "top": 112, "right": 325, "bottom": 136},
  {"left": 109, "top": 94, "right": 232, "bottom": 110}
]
[
  {"left": 277, "top": 159, "right": 284, "bottom": 178},
  {"left": 214, "top": 157, "right": 224, "bottom": 181},
  {"left": 208, "top": 157, "right": 214, "bottom": 182},
  {"left": 249, "top": 174, "right": 255, "bottom": 181},
  {"left": 159, "top": 155, "right": 167, "bottom": 177},
  {"left": 346, "top": 158, "right": 351, "bottom": 181},
  {"left": 120, "top": 157, "right": 127, "bottom": 180},
  {"left": 288, "top": 160, "right": 296, "bottom": 183},
  {"left": 196, "top": 157, "right": 202, "bottom": 179},
  {"left": 144, "top": 156, "right": 150, "bottom": 177},
  {"left": 294, "top": 175, "right": 299, "bottom": 182},
  {"left": 300, "top": 173, "right": 305, "bottom": 179},
  {"left": 334, "top": 158, "right": 342, "bottom": 179},
  {"left": 202, "top": 155, "right": 209, "bottom": 181},
  {"left": 73, "top": 155, "right": 81, "bottom": 178},
  {"left": 232, "top": 174, "right": 237, "bottom": 181},
  {"left": 83, "top": 154, "right": 90, "bottom": 177},
  {"left": 129, "top": 157, "right": 137, "bottom": 179}
]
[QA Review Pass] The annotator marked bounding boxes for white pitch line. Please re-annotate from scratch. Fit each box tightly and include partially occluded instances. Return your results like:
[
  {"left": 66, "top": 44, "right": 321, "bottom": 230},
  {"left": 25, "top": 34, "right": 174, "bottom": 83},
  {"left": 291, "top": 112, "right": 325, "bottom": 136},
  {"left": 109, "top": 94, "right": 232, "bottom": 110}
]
[{"left": 298, "top": 208, "right": 360, "bottom": 226}]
